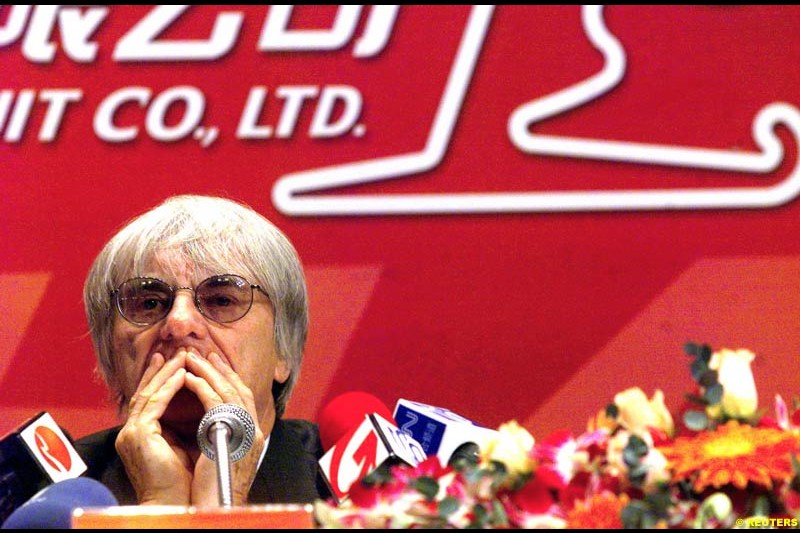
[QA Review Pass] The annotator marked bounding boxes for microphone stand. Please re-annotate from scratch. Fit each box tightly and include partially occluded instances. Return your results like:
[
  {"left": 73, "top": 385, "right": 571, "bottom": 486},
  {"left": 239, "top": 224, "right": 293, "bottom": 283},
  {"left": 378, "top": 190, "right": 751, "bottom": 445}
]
[
  {"left": 197, "top": 404, "right": 256, "bottom": 509},
  {"left": 209, "top": 422, "right": 234, "bottom": 508}
]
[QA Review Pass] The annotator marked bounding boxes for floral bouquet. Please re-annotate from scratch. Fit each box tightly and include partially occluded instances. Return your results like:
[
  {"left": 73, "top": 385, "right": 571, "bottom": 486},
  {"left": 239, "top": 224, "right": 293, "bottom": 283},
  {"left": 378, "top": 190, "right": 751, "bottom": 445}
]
[{"left": 313, "top": 343, "right": 800, "bottom": 529}]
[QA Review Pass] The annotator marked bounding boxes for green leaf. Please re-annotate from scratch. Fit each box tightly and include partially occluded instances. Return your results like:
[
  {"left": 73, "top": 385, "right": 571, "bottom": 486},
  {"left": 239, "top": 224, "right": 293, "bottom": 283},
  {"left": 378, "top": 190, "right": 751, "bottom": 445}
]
[
  {"left": 413, "top": 476, "right": 439, "bottom": 501},
  {"left": 683, "top": 410, "right": 709, "bottom": 431},
  {"left": 621, "top": 501, "right": 646, "bottom": 529},
  {"left": 752, "top": 494, "right": 770, "bottom": 517},
  {"left": 698, "top": 369, "right": 718, "bottom": 387},
  {"left": 642, "top": 512, "right": 662, "bottom": 530},
  {"left": 490, "top": 500, "right": 509, "bottom": 527},
  {"left": 488, "top": 460, "right": 508, "bottom": 485},
  {"left": 790, "top": 454, "right": 800, "bottom": 492},
  {"left": 684, "top": 392, "right": 708, "bottom": 406},
  {"left": 704, "top": 382, "right": 724, "bottom": 405},
  {"left": 699, "top": 344, "right": 712, "bottom": 362},
  {"left": 623, "top": 446, "right": 642, "bottom": 468},
  {"left": 684, "top": 342, "right": 700, "bottom": 357},
  {"left": 605, "top": 403, "right": 619, "bottom": 419},
  {"left": 470, "top": 503, "right": 488, "bottom": 529},
  {"left": 690, "top": 357, "right": 709, "bottom": 382},
  {"left": 438, "top": 496, "right": 460, "bottom": 518},
  {"left": 361, "top": 462, "right": 393, "bottom": 486},
  {"left": 624, "top": 435, "right": 648, "bottom": 458},
  {"left": 644, "top": 487, "right": 673, "bottom": 518},
  {"left": 628, "top": 464, "right": 648, "bottom": 485}
]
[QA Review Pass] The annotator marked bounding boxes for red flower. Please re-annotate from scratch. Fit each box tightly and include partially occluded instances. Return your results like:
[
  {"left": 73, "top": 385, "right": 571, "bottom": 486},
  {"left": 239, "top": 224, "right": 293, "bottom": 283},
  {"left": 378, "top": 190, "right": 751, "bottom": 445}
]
[
  {"left": 509, "top": 474, "right": 557, "bottom": 514},
  {"left": 393, "top": 455, "right": 452, "bottom": 484}
]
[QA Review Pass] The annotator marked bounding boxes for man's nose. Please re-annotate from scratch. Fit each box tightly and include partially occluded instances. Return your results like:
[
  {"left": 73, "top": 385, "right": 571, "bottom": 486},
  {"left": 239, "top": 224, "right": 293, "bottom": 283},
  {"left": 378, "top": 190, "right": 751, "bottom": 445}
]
[{"left": 159, "top": 290, "right": 208, "bottom": 341}]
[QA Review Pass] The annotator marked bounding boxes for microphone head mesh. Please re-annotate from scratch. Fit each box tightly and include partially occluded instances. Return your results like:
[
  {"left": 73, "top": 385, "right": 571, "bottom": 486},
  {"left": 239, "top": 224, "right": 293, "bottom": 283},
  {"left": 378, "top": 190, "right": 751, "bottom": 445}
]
[{"left": 196, "top": 403, "right": 256, "bottom": 462}]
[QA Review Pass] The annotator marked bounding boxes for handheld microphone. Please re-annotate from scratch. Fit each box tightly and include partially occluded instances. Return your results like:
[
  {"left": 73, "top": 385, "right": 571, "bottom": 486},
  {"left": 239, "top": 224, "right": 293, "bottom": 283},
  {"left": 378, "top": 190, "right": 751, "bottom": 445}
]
[
  {"left": 393, "top": 399, "right": 499, "bottom": 468},
  {"left": 317, "top": 392, "right": 427, "bottom": 504},
  {"left": 0, "top": 412, "right": 87, "bottom": 525},
  {"left": 196, "top": 403, "right": 256, "bottom": 508},
  {"left": 1, "top": 477, "right": 117, "bottom": 529}
]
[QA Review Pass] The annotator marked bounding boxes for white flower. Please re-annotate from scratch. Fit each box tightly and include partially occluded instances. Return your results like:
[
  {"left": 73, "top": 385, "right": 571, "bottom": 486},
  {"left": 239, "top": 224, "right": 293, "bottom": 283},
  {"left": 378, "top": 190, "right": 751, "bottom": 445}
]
[
  {"left": 612, "top": 387, "right": 675, "bottom": 437},
  {"left": 481, "top": 420, "right": 535, "bottom": 480},
  {"left": 708, "top": 348, "right": 758, "bottom": 419}
]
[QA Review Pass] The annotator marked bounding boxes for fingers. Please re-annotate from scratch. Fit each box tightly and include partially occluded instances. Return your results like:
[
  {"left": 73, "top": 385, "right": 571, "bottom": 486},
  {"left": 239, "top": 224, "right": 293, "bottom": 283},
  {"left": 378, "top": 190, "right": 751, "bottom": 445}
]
[
  {"left": 117, "top": 351, "right": 194, "bottom": 505},
  {"left": 127, "top": 352, "right": 187, "bottom": 419},
  {"left": 184, "top": 351, "right": 255, "bottom": 412},
  {"left": 180, "top": 350, "right": 264, "bottom": 507}
]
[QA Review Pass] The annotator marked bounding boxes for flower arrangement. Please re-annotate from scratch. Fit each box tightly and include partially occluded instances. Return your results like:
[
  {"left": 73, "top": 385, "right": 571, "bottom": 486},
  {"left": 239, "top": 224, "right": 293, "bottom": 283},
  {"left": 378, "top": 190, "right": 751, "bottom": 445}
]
[{"left": 313, "top": 343, "right": 800, "bottom": 529}]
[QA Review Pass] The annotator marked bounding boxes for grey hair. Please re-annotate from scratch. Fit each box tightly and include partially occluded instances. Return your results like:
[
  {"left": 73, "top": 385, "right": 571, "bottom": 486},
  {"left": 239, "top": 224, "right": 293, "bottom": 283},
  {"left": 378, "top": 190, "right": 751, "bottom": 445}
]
[{"left": 83, "top": 195, "right": 308, "bottom": 418}]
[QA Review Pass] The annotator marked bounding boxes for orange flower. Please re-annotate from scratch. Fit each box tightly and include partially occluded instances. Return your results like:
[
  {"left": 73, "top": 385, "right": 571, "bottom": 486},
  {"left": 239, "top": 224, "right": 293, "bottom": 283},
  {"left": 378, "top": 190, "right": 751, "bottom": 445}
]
[
  {"left": 659, "top": 420, "right": 800, "bottom": 493},
  {"left": 565, "top": 492, "right": 629, "bottom": 529}
]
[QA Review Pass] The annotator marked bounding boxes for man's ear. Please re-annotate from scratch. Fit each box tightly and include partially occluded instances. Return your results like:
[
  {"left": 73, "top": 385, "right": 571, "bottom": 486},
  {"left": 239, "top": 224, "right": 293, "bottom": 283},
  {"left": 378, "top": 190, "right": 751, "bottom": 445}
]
[{"left": 274, "top": 357, "right": 290, "bottom": 384}]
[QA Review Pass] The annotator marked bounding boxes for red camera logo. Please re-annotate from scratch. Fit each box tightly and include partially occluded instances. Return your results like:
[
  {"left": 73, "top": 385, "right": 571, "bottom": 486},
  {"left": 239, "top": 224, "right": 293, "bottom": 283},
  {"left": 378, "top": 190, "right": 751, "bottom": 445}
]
[{"left": 33, "top": 424, "right": 72, "bottom": 473}]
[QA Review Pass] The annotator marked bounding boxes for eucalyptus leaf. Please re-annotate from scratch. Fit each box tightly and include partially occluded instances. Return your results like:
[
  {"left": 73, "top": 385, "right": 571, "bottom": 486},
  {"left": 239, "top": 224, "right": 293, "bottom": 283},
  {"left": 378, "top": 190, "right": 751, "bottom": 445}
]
[
  {"left": 362, "top": 463, "right": 393, "bottom": 486},
  {"left": 489, "top": 460, "right": 508, "bottom": 478},
  {"left": 684, "top": 342, "right": 700, "bottom": 357},
  {"left": 470, "top": 503, "right": 488, "bottom": 529},
  {"left": 752, "top": 495, "right": 770, "bottom": 517},
  {"left": 699, "top": 344, "right": 712, "bottom": 362},
  {"left": 642, "top": 512, "right": 662, "bottom": 529},
  {"left": 698, "top": 369, "right": 718, "bottom": 387},
  {"left": 628, "top": 464, "right": 648, "bottom": 485},
  {"left": 684, "top": 392, "right": 708, "bottom": 406},
  {"left": 621, "top": 501, "right": 646, "bottom": 529},
  {"left": 623, "top": 446, "right": 642, "bottom": 468},
  {"left": 438, "top": 496, "right": 460, "bottom": 518},
  {"left": 704, "top": 382, "right": 724, "bottom": 405},
  {"left": 683, "top": 410, "right": 709, "bottom": 431},
  {"left": 414, "top": 476, "right": 439, "bottom": 501},
  {"left": 626, "top": 434, "right": 648, "bottom": 457},
  {"left": 491, "top": 500, "right": 509, "bottom": 527},
  {"left": 690, "top": 357, "right": 709, "bottom": 382},
  {"left": 645, "top": 489, "right": 673, "bottom": 517}
]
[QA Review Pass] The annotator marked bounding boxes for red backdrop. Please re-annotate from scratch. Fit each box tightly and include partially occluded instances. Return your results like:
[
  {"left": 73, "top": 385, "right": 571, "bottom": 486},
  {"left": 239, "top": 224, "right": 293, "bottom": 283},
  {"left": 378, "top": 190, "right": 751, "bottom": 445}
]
[{"left": 2, "top": 5, "right": 800, "bottom": 443}]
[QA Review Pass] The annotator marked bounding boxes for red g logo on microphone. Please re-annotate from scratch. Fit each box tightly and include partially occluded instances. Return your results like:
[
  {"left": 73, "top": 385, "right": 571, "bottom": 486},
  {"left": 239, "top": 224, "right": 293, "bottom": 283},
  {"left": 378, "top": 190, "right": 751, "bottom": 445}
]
[{"left": 33, "top": 425, "right": 72, "bottom": 472}]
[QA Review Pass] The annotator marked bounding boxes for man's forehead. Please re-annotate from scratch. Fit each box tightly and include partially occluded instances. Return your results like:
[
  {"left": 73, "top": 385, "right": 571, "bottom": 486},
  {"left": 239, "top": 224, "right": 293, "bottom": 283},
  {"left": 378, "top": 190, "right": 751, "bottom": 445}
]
[{"left": 143, "top": 250, "right": 201, "bottom": 283}]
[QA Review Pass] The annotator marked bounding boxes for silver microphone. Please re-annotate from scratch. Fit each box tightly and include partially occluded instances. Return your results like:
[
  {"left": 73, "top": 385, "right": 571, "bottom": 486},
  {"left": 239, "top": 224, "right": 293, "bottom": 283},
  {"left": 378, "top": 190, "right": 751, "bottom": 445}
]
[{"left": 196, "top": 404, "right": 256, "bottom": 507}]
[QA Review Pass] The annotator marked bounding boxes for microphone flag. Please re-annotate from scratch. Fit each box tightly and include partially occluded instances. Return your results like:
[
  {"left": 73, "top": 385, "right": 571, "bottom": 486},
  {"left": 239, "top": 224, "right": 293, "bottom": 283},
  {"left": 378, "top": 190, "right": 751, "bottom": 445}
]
[{"left": 318, "top": 412, "right": 426, "bottom": 503}]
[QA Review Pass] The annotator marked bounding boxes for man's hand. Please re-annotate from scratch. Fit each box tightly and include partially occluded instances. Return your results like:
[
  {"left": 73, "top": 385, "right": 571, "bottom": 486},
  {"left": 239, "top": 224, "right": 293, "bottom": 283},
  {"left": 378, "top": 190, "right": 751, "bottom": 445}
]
[
  {"left": 115, "top": 351, "right": 193, "bottom": 505},
  {"left": 184, "top": 350, "right": 265, "bottom": 507}
]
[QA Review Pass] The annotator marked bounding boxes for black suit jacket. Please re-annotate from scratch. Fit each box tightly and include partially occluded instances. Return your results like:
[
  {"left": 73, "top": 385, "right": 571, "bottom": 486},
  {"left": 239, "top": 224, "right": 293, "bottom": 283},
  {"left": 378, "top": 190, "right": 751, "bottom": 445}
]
[{"left": 74, "top": 418, "right": 332, "bottom": 505}]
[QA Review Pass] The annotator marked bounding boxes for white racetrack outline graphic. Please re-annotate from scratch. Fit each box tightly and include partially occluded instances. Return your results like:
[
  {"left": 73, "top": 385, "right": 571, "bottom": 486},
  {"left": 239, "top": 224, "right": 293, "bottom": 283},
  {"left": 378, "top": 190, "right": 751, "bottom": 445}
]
[{"left": 272, "top": 5, "right": 800, "bottom": 216}]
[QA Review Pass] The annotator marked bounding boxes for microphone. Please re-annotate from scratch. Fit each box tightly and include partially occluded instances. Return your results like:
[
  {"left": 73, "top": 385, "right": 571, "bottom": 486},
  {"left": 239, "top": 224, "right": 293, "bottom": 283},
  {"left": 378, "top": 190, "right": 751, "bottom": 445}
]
[
  {"left": 196, "top": 403, "right": 256, "bottom": 508},
  {"left": 1, "top": 477, "right": 117, "bottom": 529},
  {"left": 0, "top": 412, "right": 87, "bottom": 525},
  {"left": 318, "top": 391, "right": 396, "bottom": 451},
  {"left": 317, "top": 392, "right": 427, "bottom": 504},
  {"left": 393, "top": 399, "right": 499, "bottom": 468}
]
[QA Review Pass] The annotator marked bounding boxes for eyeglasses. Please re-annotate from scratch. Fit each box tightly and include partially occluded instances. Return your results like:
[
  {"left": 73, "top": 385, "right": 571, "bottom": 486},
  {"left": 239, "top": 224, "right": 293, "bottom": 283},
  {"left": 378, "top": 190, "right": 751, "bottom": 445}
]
[{"left": 111, "top": 274, "right": 268, "bottom": 326}]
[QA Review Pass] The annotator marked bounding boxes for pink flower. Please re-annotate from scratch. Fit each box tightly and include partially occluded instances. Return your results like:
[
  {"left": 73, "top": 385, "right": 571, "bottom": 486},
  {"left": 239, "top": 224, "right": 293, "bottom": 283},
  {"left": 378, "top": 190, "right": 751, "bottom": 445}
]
[
  {"left": 769, "top": 394, "right": 800, "bottom": 432},
  {"left": 533, "top": 428, "right": 609, "bottom": 490}
]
